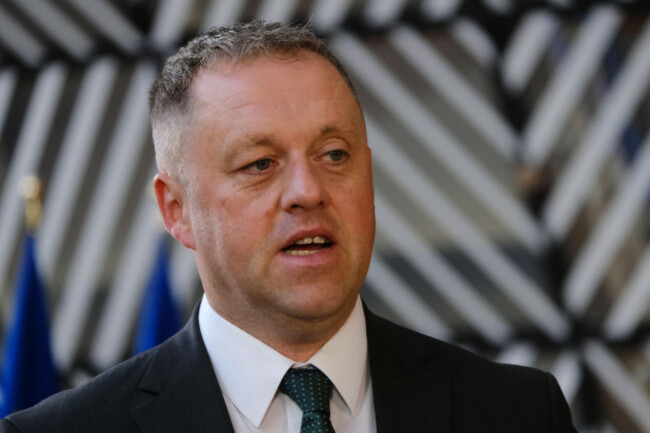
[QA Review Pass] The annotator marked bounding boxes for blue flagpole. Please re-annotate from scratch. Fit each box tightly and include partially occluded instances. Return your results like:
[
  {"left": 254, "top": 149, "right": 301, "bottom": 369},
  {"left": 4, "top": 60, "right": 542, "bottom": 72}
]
[
  {"left": 1, "top": 234, "right": 58, "bottom": 417},
  {"left": 133, "top": 235, "right": 182, "bottom": 354}
]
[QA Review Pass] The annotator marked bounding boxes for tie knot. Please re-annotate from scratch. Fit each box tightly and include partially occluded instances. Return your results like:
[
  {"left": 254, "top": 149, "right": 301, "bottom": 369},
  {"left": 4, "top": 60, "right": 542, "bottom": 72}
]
[{"left": 280, "top": 367, "right": 333, "bottom": 416}]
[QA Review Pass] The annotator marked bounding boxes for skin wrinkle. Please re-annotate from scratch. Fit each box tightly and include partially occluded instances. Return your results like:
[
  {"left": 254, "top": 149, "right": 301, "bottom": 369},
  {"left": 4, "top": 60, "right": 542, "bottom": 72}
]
[{"left": 218, "top": 125, "right": 356, "bottom": 175}]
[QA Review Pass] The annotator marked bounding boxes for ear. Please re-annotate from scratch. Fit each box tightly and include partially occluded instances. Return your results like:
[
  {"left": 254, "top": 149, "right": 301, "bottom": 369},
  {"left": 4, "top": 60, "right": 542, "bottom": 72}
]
[{"left": 153, "top": 173, "right": 196, "bottom": 250}]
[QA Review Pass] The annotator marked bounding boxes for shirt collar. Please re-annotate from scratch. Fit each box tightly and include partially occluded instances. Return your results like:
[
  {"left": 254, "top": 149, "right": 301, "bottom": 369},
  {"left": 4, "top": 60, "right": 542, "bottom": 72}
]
[
  {"left": 309, "top": 298, "right": 368, "bottom": 416},
  {"left": 198, "top": 296, "right": 368, "bottom": 427}
]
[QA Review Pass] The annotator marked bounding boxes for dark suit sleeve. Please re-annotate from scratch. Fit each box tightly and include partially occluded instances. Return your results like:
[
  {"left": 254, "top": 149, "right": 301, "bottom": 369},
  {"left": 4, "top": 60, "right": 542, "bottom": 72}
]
[
  {"left": 546, "top": 373, "right": 577, "bottom": 433},
  {"left": 0, "top": 419, "right": 19, "bottom": 433}
]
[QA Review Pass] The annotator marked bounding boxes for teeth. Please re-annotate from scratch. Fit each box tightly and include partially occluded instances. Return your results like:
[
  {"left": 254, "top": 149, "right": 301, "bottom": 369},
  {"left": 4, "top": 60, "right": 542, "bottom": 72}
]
[
  {"left": 294, "top": 236, "right": 326, "bottom": 245},
  {"left": 285, "top": 250, "right": 319, "bottom": 256}
]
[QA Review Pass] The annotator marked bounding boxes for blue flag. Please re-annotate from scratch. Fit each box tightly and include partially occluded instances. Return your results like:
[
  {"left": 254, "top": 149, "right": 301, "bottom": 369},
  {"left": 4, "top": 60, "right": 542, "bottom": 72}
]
[
  {"left": 133, "top": 236, "right": 182, "bottom": 354},
  {"left": 1, "top": 235, "right": 58, "bottom": 417}
]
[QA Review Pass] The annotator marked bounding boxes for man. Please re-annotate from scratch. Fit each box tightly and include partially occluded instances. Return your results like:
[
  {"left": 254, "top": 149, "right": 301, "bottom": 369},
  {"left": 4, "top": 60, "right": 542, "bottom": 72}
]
[{"left": 1, "top": 21, "right": 576, "bottom": 432}]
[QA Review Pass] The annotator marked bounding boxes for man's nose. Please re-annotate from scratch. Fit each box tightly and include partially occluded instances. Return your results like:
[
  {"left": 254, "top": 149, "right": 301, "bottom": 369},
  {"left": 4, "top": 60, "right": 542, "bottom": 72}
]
[{"left": 280, "top": 160, "right": 326, "bottom": 211}]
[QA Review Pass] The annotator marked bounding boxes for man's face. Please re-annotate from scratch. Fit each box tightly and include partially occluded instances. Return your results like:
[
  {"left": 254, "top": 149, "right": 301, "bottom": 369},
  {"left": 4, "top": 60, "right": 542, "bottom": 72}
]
[{"left": 182, "top": 53, "right": 375, "bottom": 335}]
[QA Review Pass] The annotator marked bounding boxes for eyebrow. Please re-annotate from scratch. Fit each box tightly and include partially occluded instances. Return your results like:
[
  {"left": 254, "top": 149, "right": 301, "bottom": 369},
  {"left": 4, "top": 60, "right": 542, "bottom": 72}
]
[
  {"left": 242, "top": 136, "right": 275, "bottom": 148},
  {"left": 319, "top": 123, "right": 355, "bottom": 137},
  {"left": 221, "top": 136, "right": 273, "bottom": 167},
  {"left": 223, "top": 123, "right": 355, "bottom": 165},
  {"left": 244, "top": 124, "right": 349, "bottom": 143},
  {"left": 239, "top": 123, "right": 351, "bottom": 148}
]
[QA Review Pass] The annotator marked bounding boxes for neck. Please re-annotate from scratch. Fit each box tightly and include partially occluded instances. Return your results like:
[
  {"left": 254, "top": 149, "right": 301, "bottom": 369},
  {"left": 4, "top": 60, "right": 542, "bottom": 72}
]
[
  {"left": 266, "top": 338, "right": 330, "bottom": 363},
  {"left": 232, "top": 310, "right": 352, "bottom": 362},
  {"left": 206, "top": 296, "right": 356, "bottom": 363}
]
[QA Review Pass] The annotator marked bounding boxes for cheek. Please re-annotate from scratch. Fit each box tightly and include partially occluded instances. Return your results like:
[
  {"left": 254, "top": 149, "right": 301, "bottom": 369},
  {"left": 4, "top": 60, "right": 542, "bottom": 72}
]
[
  {"left": 221, "top": 188, "right": 276, "bottom": 223},
  {"left": 217, "top": 191, "right": 277, "bottom": 249},
  {"left": 353, "top": 182, "right": 376, "bottom": 243},
  {"left": 338, "top": 183, "right": 375, "bottom": 236}
]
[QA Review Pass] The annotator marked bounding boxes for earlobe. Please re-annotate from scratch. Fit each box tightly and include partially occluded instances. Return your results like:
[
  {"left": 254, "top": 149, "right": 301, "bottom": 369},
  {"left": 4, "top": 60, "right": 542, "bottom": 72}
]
[{"left": 153, "top": 173, "right": 196, "bottom": 250}]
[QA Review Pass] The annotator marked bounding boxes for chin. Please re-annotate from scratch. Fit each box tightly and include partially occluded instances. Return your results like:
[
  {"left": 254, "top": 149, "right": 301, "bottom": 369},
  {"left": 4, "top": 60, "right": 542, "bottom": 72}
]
[{"left": 280, "top": 286, "right": 357, "bottom": 322}]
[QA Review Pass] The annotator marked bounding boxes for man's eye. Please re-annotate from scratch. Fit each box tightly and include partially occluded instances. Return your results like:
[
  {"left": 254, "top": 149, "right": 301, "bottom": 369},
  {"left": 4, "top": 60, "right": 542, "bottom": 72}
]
[
  {"left": 327, "top": 150, "right": 347, "bottom": 162},
  {"left": 250, "top": 159, "right": 272, "bottom": 171}
]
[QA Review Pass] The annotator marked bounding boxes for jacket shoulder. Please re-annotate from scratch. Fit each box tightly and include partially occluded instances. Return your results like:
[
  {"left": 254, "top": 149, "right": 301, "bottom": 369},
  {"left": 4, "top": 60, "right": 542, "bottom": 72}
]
[
  {"left": 4, "top": 348, "right": 159, "bottom": 433},
  {"left": 0, "top": 418, "right": 19, "bottom": 433},
  {"left": 369, "top": 310, "right": 559, "bottom": 390},
  {"left": 365, "top": 309, "right": 576, "bottom": 432},
  {"left": 367, "top": 306, "right": 545, "bottom": 375}
]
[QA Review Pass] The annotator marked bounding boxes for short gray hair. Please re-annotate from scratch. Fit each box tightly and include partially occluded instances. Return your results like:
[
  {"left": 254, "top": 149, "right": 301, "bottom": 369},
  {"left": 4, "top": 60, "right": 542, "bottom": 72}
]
[{"left": 149, "top": 20, "right": 357, "bottom": 185}]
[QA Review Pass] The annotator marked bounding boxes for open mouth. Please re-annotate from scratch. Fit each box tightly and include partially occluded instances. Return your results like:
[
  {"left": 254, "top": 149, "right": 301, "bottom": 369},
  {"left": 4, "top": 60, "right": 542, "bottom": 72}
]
[{"left": 282, "top": 236, "right": 333, "bottom": 256}]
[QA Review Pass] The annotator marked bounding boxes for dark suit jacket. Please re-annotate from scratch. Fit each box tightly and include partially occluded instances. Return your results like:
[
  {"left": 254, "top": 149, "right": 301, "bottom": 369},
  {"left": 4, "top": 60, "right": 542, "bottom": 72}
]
[{"left": 0, "top": 307, "right": 576, "bottom": 432}]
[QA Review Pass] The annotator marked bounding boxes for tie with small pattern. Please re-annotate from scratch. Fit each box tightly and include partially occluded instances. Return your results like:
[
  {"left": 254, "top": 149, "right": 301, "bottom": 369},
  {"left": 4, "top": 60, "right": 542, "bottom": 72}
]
[{"left": 279, "top": 367, "right": 336, "bottom": 433}]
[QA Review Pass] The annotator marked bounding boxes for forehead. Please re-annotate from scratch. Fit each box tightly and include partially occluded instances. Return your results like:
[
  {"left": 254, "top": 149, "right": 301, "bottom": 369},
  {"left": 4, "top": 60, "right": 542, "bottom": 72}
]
[
  {"left": 192, "top": 53, "right": 357, "bottom": 114},
  {"left": 188, "top": 53, "right": 363, "bottom": 146}
]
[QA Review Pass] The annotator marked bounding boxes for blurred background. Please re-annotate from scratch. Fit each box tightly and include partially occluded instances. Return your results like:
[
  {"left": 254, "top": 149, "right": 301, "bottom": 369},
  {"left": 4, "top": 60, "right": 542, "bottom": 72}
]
[{"left": 1, "top": 0, "right": 650, "bottom": 431}]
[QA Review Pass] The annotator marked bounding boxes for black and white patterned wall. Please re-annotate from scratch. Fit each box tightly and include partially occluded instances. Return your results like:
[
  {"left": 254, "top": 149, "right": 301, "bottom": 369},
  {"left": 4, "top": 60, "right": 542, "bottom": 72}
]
[{"left": 2, "top": 1, "right": 650, "bottom": 431}]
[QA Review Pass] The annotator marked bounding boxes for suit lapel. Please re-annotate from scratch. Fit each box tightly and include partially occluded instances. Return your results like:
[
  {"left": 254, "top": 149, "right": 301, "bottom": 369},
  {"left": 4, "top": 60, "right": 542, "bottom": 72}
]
[
  {"left": 131, "top": 309, "right": 235, "bottom": 433},
  {"left": 365, "top": 308, "right": 451, "bottom": 433},
  {"left": 129, "top": 303, "right": 451, "bottom": 432}
]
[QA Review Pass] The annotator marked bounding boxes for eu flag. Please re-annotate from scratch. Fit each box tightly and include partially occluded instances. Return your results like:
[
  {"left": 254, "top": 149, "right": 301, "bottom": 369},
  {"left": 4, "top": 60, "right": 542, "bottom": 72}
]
[
  {"left": 1, "top": 235, "right": 58, "bottom": 416},
  {"left": 133, "top": 236, "right": 182, "bottom": 354}
]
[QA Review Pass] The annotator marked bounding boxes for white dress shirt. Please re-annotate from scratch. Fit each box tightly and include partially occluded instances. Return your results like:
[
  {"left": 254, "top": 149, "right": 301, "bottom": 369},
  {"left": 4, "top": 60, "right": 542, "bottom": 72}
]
[{"left": 198, "top": 295, "right": 376, "bottom": 433}]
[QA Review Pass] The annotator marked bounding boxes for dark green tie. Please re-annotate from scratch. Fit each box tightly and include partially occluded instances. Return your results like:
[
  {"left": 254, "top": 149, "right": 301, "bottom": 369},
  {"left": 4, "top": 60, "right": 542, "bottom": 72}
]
[{"left": 280, "top": 367, "right": 336, "bottom": 433}]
